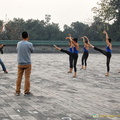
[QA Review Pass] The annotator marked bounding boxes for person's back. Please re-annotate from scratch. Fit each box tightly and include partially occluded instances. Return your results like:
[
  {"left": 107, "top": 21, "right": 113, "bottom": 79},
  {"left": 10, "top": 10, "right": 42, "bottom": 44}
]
[
  {"left": 17, "top": 40, "right": 34, "bottom": 65},
  {"left": 15, "top": 31, "right": 34, "bottom": 96}
]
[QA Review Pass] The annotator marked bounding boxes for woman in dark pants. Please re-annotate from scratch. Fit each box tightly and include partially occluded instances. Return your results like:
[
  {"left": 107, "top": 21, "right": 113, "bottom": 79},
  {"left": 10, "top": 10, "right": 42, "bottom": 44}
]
[
  {"left": 90, "top": 30, "right": 112, "bottom": 76},
  {"left": 54, "top": 36, "right": 79, "bottom": 78},
  {"left": 0, "top": 44, "right": 8, "bottom": 73},
  {"left": 81, "top": 36, "right": 90, "bottom": 70}
]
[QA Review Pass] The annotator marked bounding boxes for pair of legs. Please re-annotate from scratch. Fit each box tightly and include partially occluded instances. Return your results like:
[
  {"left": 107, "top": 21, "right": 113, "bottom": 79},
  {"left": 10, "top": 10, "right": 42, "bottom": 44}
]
[
  {"left": 54, "top": 45, "right": 78, "bottom": 77},
  {"left": 16, "top": 64, "right": 31, "bottom": 95},
  {"left": 0, "top": 58, "right": 8, "bottom": 73},
  {"left": 81, "top": 51, "right": 89, "bottom": 70},
  {"left": 90, "top": 45, "right": 111, "bottom": 76},
  {"left": 60, "top": 49, "right": 78, "bottom": 77},
  {"left": 68, "top": 55, "right": 73, "bottom": 73}
]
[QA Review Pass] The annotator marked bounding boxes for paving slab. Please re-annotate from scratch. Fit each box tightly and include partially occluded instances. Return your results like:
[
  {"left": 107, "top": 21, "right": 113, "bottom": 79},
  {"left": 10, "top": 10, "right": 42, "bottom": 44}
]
[{"left": 0, "top": 53, "right": 120, "bottom": 120}]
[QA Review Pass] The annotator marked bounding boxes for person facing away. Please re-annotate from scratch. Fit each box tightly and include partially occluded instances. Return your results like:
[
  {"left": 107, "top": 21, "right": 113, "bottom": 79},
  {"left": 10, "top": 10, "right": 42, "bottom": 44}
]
[
  {"left": 81, "top": 36, "right": 90, "bottom": 70},
  {"left": 89, "top": 30, "right": 112, "bottom": 76},
  {"left": 15, "top": 31, "right": 34, "bottom": 96},
  {"left": 54, "top": 36, "right": 79, "bottom": 78},
  {"left": 0, "top": 44, "right": 8, "bottom": 73},
  {"left": 67, "top": 34, "right": 76, "bottom": 73}
]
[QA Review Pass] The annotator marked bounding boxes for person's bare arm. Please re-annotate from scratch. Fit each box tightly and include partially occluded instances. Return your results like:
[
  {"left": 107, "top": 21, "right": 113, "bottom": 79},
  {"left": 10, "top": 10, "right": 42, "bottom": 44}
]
[
  {"left": 84, "top": 36, "right": 90, "bottom": 43},
  {"left": 69, "top": 37, "right": 78, "bottom": 47},
  {"left": 81, "top": 37, "right": 86, "bottom": 46},
  {"left": 66, "top": 35, "right": 79, "bottom": 50},
  {"left": 103, "top": 30, "right": 110, "bottom": 45}
]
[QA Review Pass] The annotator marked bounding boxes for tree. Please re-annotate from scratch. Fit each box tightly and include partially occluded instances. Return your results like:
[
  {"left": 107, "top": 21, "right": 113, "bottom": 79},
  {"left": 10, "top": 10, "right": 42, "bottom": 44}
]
[
  {"left": 25, "top": 19, "right": 47, "bottom": 40},
  {"left": 71, "top": 21, "right": 89, "bottom": 37},
  {"left": 0, "top": 20, "right": 3, "bottom": 32},
  {"left": 5, "top": 18, "right": 25, "bottom": 40},
  {"left": 110, "top": 0, "right": 120, "bottom": 22},
  {"left": 92, "top": 0, "right": 116, "bottom": 23},
  {"left": 92, "top": 0, "right": 120, "bottom": 41},
  {"left": 45, "top": 23, "right": 60, "bottom": 40},
  {"left": 63, "top": 24, "right": 75, "bottom": 38}
]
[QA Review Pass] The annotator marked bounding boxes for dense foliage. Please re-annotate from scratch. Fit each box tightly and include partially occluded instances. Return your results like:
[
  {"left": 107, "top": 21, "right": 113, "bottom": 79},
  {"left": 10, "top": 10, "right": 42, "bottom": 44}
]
[
  {"left": 0, "top": 18, "right": 106, "bottom": 41},
  {"left": 92, "top": 0, "right": 120, "bottom": 41},
  {"left": 0, "top": 0, "right": 119, "bottom": 41}
]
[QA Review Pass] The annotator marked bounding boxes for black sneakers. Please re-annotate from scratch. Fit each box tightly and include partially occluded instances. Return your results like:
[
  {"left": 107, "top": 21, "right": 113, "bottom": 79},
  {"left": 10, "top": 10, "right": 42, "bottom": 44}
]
[
  {"left": 15, "top": 92, "right": 33, "bottom": 96},
  {"left": 24, "top": 92, "right": 33, "bottom": 96}
]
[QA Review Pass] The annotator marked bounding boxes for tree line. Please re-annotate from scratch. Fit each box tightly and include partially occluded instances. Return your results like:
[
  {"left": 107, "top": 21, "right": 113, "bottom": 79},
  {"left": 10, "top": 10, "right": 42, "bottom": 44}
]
[{"left": 0, "top": 0, "right": 119, "bottom": 41}]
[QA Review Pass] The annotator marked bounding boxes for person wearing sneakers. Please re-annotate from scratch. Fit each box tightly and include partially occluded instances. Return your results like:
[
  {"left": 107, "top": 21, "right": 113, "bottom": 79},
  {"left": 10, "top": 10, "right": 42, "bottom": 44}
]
[
  {"left": 0, "top": 44, "right": 8, "bottom": 73},
  {"left": 89, "top": 30, "right": 112, "bottom": 76},
  {"left": 15, "top": 31, "right": 34, "bottom": 96}
]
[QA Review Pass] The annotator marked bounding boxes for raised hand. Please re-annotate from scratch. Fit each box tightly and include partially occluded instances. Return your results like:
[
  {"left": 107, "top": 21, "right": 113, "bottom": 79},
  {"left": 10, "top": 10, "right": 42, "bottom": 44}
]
[
  {"left": 81, "top": 37, "right": 84, "bottom": 39},
  {"left": 103, "top": 30, "right": 107, "bottom": 34},
  {"left": 84, "top": 36, "right": 88, "bottom": 39},
  {"left": 66, "top": 37, "right": 70, "bottom": 39}
]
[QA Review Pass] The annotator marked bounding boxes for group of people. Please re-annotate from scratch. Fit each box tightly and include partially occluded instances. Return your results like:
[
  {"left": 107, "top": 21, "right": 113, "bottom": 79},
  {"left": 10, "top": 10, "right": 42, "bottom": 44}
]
[
  {"left": 54, "top": 30, "right": 113, "bottom": 77},
  {"left": 0, "top": 30, "right": 119, "bottom": 96}
]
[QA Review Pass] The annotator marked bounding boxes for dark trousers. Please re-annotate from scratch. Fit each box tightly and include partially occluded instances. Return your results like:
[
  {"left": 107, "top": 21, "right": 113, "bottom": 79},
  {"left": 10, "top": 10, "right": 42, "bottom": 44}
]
[
  {"left": 94, "top": 47, "right": 111, "bottom": 72},
  {"left": 61, "top": 49, "right": 78, "bottom": 72},
  {"left": 69, "top": 55, "right": 73, "bottom": 68},
  {"left": 82, "top": 51, "right": 89, "bottom": 66}
]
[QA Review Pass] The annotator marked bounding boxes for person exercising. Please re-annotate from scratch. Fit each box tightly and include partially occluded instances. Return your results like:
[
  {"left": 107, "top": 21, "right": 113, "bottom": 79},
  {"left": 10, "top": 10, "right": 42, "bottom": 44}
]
[
  {"left": 81, "top": 36, "right": 90, "bottom": 70},
  {"left": 54, "top": 36, "right": 79, "bottom": 78},
  {"left": 89, "top": 30, "right": 112, "bottom": 76}
]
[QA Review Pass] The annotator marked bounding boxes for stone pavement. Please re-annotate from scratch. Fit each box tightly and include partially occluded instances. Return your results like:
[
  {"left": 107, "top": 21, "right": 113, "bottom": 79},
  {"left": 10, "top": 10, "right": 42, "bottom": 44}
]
[{"left": 0, "top": 53, "right": 120, "bottom": 120}]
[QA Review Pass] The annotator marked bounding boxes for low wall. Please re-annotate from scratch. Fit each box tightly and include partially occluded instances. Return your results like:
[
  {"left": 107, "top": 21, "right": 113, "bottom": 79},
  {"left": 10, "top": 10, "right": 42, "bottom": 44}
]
[{"left": 2, "top": 45, "right": 120, "bottom": 53}]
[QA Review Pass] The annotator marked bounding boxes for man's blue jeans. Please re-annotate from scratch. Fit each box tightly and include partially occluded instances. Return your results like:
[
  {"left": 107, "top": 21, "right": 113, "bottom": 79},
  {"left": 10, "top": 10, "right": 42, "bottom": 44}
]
[{"left": 0, "top": 58, "right": 6, "bottom": 71}]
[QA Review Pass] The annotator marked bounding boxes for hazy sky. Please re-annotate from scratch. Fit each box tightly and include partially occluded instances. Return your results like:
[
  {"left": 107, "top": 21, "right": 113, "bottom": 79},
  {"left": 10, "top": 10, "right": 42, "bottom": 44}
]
[{"left": 0, "top": 0, "right": 99, "bottom": 30}]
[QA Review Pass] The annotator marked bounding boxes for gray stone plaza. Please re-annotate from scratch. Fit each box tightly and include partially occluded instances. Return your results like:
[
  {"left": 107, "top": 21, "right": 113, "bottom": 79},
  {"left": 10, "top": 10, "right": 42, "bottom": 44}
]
[{"left": 0, "top": 53, "right": 120, "bottom": 120}]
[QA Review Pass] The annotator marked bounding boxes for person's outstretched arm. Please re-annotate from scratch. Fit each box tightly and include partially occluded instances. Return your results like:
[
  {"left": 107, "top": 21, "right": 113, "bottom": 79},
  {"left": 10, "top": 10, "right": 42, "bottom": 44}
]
[
  {"left": 81, "top": 37, "right": 86, "bottom": 46},
  {"left": 81, "top": 37, "right": 85, "bottom": 42},
  {"left": 103, "top": 30, "right": 110, "bottom": 45},
  {"left": 84, "top": 36, "right": 90, "bottom": 43},
  {"left": 66, "top": 37, "right": 77, "bottom": 47}
]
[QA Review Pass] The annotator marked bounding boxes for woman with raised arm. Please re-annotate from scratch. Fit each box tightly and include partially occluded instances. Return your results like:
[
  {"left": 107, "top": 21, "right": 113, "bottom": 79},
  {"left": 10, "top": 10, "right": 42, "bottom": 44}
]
[
  {"left": 90, "top": 30, "right": 112, "bottom": 76},
  {"left": 81, "top": 36, "right": 90, "bottom": 70},
  {"left": 67, "top": 34, "right": 74, "bottom": 73},
  {"left": 54, "top": 36, "right": 79, "bottom": 78}
]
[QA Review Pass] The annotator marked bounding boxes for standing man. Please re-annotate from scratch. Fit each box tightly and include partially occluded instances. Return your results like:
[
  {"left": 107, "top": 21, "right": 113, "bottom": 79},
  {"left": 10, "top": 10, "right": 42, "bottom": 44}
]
[
  {"left": 0, "top": 44, "right": 8, "bottom": 73},
  {"left": 15, "top": 31, "right": 34, "bottom": 96}
]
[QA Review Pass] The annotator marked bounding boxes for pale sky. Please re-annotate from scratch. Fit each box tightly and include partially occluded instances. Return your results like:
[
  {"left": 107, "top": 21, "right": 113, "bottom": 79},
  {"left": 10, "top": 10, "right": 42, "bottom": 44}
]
[{"left": 0, "top": 0, "right": 99, "bottom": 30}]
